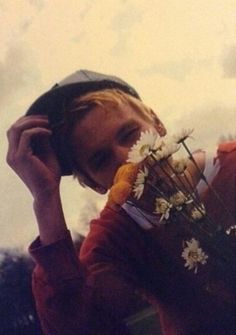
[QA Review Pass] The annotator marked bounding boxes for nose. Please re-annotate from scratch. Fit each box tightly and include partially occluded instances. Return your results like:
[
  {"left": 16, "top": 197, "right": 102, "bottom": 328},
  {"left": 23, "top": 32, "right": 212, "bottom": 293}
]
[
  {"left": 106, "top": 145, "right": 131, "bottom": 189},
  {"left": 113, "top": 145, "right": 130, "bottom": 167}
]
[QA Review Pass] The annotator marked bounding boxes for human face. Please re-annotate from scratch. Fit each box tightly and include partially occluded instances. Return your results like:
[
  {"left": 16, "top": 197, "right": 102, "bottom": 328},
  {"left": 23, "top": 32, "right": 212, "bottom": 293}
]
[{"left": 70, "top": 102, "right": 163, "bottom": 190}]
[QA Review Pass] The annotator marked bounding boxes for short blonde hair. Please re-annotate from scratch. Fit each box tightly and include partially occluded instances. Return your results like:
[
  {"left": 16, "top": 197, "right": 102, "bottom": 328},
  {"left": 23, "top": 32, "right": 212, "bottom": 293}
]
[{"left": 66, "top": 89, "right": 156, "bottom": 186}]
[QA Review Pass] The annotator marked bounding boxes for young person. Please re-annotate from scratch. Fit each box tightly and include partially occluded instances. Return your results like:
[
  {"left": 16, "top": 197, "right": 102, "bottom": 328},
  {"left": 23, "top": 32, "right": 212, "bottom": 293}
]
[{"left": 7, "top": 70, "right": 235, "bottom": 335}]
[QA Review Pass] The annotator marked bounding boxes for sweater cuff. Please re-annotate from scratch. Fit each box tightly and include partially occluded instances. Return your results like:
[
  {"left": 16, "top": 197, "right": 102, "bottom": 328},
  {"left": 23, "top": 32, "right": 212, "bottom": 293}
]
[{"left": 29, "top": 231, "right": 83, "bottom": 284}]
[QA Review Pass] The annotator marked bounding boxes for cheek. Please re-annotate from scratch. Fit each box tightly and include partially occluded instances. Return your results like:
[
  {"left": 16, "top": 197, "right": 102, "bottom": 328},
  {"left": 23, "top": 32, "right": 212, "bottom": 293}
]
[
  {"left": 93, "top": 159, "right": 127, "bottom": 189},
  {"left": 97, "top": 166, "right": 120, "bottom": 189}
]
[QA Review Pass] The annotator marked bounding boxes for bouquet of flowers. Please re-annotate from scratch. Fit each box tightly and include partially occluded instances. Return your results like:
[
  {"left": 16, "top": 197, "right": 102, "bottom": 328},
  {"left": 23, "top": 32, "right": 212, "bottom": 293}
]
[{"left": 107, "top": 129, "right": 236, "bottom": 301}]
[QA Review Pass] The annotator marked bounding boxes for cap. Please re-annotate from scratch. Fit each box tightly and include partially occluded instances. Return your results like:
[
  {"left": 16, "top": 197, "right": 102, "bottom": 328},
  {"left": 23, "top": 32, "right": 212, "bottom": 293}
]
[{"left": 26, "top": 69, "right": 140, "bottom": 176}]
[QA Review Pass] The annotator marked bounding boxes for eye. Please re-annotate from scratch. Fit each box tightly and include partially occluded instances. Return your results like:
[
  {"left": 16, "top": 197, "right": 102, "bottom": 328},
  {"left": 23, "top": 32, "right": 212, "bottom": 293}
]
[{"left": 120, "top": 127, "right": 140, "bottom": 145}]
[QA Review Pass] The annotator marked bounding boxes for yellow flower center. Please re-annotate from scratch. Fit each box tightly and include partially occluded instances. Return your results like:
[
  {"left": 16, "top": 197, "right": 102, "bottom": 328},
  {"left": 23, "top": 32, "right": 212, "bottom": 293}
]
[
  {"left": 139, "top": 144, "right": 150, "bottom": 156},
  {"left": 188, "top": 251, "right": 198, "bottom": 260}
]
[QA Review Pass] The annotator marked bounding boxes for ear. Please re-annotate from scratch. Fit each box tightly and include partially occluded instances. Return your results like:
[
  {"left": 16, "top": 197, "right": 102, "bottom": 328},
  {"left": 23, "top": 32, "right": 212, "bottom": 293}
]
[{"left": 150, "top": 109, "right": 166, "bottom": 136}]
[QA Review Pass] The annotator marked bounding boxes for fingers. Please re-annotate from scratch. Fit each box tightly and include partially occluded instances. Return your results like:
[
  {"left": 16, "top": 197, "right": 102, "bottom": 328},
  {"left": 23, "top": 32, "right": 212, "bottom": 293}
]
[
  {"left": 6, "top": 115, "right": 62, "bottom": 199},
  {"left": 6, "top": 115, "right": 51, "bottom": 167},
  {"left": 7, "top": 115, "right": 49, "bottom": 151},
  {"left": 19, "top": 127, "right": 52, "bottom": 156},
  {"left": 7, "top": 114, "right": 49, "bottom": 143},
  {"left": 7, "top": 128, "right": 52, "bottom": 168}
]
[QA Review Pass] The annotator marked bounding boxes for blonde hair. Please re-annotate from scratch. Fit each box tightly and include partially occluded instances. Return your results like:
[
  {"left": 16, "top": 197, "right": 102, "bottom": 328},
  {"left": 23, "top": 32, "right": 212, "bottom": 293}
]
[{"left": 66, "top": 89, "right": 156, "bottom": 186}]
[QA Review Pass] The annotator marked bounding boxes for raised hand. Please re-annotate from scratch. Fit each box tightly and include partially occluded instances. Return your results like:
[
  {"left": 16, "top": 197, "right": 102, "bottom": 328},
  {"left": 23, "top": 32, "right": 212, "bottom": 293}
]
[
  {"left": 7, "top": 115, "right": 68, "bottom": 244},
  {"left": 6, "top": 115, "right": 61, "bottom": 202}
]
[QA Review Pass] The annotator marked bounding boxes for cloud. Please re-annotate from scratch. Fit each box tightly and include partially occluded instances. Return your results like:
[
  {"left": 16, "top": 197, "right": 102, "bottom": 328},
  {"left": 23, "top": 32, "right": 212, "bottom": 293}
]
[
  {"left": 168, "top": 104, "right": 236, "bottom": 153},
  {"left": 138, "top": 59, "right": 211, "bottom": 81},
  {"left": 222, "top": 45, "right": 236, "bottom": 78},
  {"left": 0, "top": 44, "right": 39, "bottom": 108},
  {"left": 110, "top": 4, "right": 142, "bottom": 31},
  {"left": 110, "top": 5, "right": 142, "bottom": 57},
  {"left": 0, "top": 44, "right": 40, "bottom": 249},
  {"left": 76, "top": 193, "right": 102, "bottom": 236},
  {"left": 59, "top": 179, "right": 106, "bottom": 236},
  {"left": 27, "top": 0, "right": 45, "bottom": 11}
]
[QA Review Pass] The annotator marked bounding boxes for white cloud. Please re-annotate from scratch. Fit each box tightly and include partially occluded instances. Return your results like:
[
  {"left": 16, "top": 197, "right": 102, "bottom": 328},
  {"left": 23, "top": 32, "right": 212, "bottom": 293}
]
[
  {"left": 27, "top": 0, "right": 45, "bottom": 11},
  {"left": 0, "top": 44, "right": 39, "bottom": 107},
  {"left": 222, "top": 45, "right": 236, "bottom": 78},
  {"left": 167, "top": 104, "right": 236, "bottom": 154}
]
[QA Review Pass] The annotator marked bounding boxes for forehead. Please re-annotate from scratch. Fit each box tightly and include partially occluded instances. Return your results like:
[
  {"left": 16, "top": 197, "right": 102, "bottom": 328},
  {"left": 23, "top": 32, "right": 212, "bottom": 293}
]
[
  {"left": 72, "top": 101, "right": 140, "bottom": 140},
  {"left": 70, "top": 101, "right": 147, "bottom": 160}
]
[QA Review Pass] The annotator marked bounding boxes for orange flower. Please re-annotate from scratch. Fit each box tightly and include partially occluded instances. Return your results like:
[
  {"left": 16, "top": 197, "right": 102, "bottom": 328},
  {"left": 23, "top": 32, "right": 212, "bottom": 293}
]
[
  {"left": 108, "top": 181, "right": 132, "bottom": 206},
  {"left": 108, "top": 163, "right": 139, "bottom": 206},
  {"left": 113, "top": 163, "right": 139, "bottom": 184}
]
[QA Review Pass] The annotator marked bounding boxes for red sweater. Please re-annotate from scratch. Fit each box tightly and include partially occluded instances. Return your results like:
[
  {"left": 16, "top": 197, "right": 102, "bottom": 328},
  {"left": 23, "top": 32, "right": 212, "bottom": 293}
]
[{"left": 29, "top": 143, "right": 236, "bottom": 335}]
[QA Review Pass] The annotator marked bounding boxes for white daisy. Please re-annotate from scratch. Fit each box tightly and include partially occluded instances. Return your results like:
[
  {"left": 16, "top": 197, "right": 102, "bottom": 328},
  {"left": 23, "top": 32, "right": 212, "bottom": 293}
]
[
  {"left": 153, "top": 136, "right": 164, "bottom": 151},
  {"left": 127, "top": 130, "right": 158, "bottom": 163},
  {"left": 226, "top": 225, "right": 236, "bottom": 236},
  {"left": 169, "top": 191, "right": 188, "bottom": 210},
  {"left": 171, "top": 158, "right": 188, "bottom": 174},
  {"left": 162, "top": 141, "right": 180, "bottom": 158},
  {"left": 133, "top": 166, "right": 149, "bottom": 200},
  {"left": 154, "top": 138, "right": 180, "bottom": 161},
  {"left": 173, "top": 128, "right": 194, "bottom": 144},
  {"left": 154, "top": 197, "right": 172, "bottom": 223},
  {"left": 182, "top": 238, "right": 208, "bottom": 274},
  {"left": 191, "top": 205, "right": 206, "bottom": 220},
  {"left": 153, "top": 148, "right": 166, "bottom": 161}
]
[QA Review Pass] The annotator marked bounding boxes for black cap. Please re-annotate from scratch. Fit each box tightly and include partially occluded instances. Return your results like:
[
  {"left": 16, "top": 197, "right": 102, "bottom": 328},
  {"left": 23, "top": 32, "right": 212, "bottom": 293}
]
[{"left": 26, "top": 69, "right": 140, "bottom": 176}]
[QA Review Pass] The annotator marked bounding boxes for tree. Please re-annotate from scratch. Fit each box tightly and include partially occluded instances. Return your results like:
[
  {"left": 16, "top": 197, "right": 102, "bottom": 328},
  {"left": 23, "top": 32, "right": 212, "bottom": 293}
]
[{"left": 0, "top": 249, "right": 42, "bottom": 335}]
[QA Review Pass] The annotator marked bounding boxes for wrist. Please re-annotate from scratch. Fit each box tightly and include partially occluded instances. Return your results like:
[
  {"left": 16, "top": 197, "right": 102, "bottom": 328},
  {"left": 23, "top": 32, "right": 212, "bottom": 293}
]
[
  {"left": 32, "top": 182, "right": 61, "bottom": 204},
  {"left": 33, "top": 187, "right": 60, "bottom": 208},
  {"left": 33, "top": 191, "right": 68, "bottom": 246}
]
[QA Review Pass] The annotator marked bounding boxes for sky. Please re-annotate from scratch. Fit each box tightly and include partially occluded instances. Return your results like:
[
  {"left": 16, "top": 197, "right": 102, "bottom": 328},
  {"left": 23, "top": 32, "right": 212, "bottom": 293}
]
[{"left": 1, "top": 0, "right": 236, "bottom": 248}]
